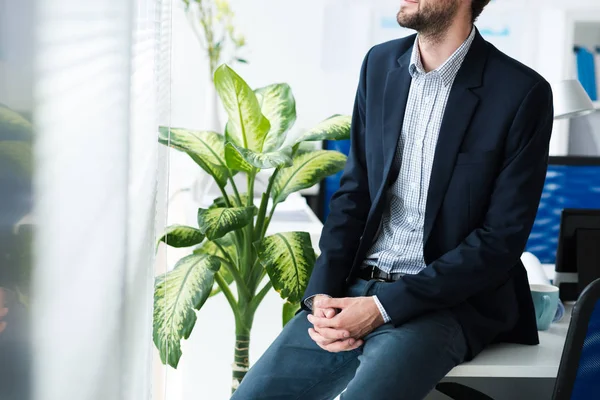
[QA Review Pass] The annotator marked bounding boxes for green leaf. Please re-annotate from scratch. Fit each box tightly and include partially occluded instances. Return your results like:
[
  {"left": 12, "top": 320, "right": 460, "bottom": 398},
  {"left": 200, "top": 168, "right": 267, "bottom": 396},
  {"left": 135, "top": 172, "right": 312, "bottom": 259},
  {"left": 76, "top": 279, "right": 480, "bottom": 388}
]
[
  {"left": 157, "top": 225, "right": 205, "bottom": 249},
  {"left": 214, "top": 65, "right": 270, "bottom": 151},
  {"left": 194, "top": 235, "right": 238, "bottom": 263},
  {"left": 158, "top": 127, "right": 230, "bottom": 186},
  {"left": 295, "top": 114, "right": 351, "bottom": 144},
  {"left": 153, "top": 254, "right": 221, "bottom": 368},
  {"left": 236, "top": 58, "right": 249, "bottom": 64},
  {"left": 226, "top": 142, "right": 293, "bottom": 170},
  {"left": 210, "top": 193, "right": 248, "bottom": 208},
  {"left": 194, "top": 236, "right": 238, "bottom": 298},
  {"left": 224, "top": 141, "right": 254, "bottom": 172},
  {"left": 197, "top": 206, "right": 256, "bottom": 240},
  {"left": 255, "top": 83, "right": 296, "bottom": 152},
  {"left": 271, "top": 150, "right": 347, "bottom": 204},
  {"left": 294, "top": 141, "right": 318, "bottom": 157},
  {"left": 157, "top": 127, "right": 226, "bottom": 165},
  {"left": 283, "top": 301, "right": 301, "bottom": 327},
  {"left": 254, "top": 232, "right": 316, "bottom": 304},
  {"left": 0, "top": 141, "right": 32, "bottom": 178}
]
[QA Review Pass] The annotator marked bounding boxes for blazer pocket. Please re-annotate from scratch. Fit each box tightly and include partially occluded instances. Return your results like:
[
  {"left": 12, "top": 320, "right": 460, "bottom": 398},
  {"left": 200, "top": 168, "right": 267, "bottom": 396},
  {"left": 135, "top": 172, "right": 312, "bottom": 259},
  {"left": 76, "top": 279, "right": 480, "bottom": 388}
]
[{"left": 455, "top": 150, "right": 496, "bottom": 166}]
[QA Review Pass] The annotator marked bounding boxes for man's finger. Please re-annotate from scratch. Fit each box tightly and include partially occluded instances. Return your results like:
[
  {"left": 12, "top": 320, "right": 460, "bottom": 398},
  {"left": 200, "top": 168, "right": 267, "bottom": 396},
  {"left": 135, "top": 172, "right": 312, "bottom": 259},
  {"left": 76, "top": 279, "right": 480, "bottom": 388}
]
[
  {"left": 314, "top": 326, "right": 350, "bottom": 340},
  {"left": 315, "top": 297, "right": 350, "bottom": 309},
  {"left": 309, "top": 327, "right": 358, "bottom": 351},
  {"left": 323, "top": 308, "right": 336, "bottom": 318},
  {"left": 0, "top": 308, "right": 8, "bottom": 318},
  {"left": 323, "top": 338, "right": 363, "bottom": 353},
  {"left": 307, "top": 313, "right": 340, "bottom": 329},
  {"left": 308, "top": 328, "right": 338, "bottom": 346},
  {"left": 0, "top": 321, "right": 6, "bottom": 334},
  {"left": 313, "top": 307, "right": 336, "bottom": 319}
]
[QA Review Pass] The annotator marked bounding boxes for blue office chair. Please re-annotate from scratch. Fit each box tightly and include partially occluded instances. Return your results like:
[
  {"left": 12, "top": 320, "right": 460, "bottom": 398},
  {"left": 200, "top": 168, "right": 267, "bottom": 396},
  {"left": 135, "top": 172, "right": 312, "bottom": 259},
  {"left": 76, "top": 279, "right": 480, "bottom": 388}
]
[{"left": 436, "top": 278, "right": 600, "bottom": 400}]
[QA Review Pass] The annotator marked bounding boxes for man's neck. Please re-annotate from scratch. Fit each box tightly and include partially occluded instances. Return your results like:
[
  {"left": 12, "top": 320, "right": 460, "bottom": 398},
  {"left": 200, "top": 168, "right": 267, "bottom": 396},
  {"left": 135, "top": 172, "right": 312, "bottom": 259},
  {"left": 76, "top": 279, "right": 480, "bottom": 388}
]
[{"left": 417, "top": 21, "right": 472, "bottom": 72}]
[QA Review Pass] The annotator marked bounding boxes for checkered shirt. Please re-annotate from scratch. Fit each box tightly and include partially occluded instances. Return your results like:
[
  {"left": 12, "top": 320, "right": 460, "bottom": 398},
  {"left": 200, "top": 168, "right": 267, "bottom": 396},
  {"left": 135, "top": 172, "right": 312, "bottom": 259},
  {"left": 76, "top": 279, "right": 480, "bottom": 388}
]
[{"left": 364, "top": 28, "right": 475, "bottom": 279}]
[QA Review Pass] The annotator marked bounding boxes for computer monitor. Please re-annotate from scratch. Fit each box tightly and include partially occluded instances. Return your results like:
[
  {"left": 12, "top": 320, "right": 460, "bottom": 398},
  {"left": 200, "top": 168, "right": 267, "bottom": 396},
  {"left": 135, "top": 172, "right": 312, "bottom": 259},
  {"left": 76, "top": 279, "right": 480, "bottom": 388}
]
[
  {"left": 554, "top": 209, "right": 600, "bottom": 300},
  {"left": 526, "top": 156, "right": 600, "bottom": 264}
]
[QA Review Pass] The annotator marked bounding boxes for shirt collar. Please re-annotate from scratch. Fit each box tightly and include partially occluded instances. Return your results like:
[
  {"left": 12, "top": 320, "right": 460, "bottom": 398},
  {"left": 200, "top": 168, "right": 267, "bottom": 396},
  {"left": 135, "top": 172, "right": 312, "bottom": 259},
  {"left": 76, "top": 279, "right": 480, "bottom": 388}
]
[{"left": 409, "top": 27, "right": 476, "bottom": 86}]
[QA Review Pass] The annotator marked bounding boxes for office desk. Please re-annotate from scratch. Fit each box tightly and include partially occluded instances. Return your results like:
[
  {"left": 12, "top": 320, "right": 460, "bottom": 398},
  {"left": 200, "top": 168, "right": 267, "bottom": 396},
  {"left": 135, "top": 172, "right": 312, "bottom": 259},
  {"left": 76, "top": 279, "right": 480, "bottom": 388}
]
[
  {"left": 448, "top": 303, "right": 572, "bottom": 379},
  {"left": 448, "top": 265, "right": 570, "bottom": 379}
]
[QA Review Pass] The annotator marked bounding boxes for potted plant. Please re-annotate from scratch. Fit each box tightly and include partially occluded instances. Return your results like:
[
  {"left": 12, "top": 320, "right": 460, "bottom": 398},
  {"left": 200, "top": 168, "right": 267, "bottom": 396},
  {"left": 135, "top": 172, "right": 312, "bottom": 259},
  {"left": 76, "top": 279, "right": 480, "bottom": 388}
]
[{"left": 153, "top": 64, "right": 351, "bottom": 393}]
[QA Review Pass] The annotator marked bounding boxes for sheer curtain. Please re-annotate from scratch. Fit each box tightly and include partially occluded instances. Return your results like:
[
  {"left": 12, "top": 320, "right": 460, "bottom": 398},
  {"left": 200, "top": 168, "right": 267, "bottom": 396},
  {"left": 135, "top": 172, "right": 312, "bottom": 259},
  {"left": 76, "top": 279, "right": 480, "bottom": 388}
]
[{"left": 32, "top": 1, "right": 171, "bottom": 399}]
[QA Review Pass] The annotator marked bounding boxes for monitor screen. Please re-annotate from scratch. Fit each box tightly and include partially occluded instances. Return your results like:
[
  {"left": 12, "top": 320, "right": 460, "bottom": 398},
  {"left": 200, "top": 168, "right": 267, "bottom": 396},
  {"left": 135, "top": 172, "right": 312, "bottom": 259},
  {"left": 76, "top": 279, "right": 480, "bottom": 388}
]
[
  {"left": 555, "top": 209, "right": 600, "bottom": 293},
  {"left": 525, "top": 156, "right": 600, "bottom": 264}
]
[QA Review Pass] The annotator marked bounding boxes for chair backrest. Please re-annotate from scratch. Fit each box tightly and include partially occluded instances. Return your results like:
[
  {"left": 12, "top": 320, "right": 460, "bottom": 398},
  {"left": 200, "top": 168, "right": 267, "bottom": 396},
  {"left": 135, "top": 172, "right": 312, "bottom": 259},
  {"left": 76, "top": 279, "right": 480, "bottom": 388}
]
[{"left": 553, "top": 278, "right": 600, "bottom": 400}]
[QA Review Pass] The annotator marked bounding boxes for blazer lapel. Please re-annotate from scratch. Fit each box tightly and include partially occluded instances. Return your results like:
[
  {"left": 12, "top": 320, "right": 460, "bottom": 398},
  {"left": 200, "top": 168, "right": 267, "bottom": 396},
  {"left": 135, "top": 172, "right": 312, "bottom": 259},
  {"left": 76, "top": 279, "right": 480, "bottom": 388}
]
[
  {"left": 381, "top": 49, "right": 413, "bottom": 191},
  {"left": 423, "top": 31, "right": 489, "bottom": 244}
]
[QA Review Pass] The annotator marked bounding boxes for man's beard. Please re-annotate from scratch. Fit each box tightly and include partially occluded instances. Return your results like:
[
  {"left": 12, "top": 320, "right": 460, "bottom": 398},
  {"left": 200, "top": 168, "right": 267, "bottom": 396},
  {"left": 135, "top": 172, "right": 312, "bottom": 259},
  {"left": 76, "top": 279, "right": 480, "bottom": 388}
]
[{"left": 397, "top": 0, "right": 459, "bottom": 41}]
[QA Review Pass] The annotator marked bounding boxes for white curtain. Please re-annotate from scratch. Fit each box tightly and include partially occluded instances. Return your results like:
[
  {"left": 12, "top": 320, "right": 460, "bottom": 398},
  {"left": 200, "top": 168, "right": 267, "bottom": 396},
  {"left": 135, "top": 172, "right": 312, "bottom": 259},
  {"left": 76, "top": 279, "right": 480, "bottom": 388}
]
[{"left": 32, "top": 1, "right": 171, "bottom": 399}]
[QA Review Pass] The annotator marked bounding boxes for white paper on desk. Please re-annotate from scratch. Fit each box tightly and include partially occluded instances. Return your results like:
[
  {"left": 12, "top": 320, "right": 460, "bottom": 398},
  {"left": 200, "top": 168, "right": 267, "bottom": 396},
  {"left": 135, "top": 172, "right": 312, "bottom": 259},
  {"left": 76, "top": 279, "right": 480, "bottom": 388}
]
[
  {"left": 321, "top": 0, "right": 372, "bottom": 72},
  {"left": 521, "top": 252, "right": 551, "bottom": 285}
]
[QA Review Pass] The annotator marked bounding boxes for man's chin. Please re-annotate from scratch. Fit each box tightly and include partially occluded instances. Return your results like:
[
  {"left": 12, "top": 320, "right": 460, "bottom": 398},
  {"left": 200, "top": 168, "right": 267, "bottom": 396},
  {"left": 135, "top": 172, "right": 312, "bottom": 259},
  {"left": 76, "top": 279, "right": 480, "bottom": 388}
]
[{"left": 397, "top": 11, "right": 417, "bottom": 28}]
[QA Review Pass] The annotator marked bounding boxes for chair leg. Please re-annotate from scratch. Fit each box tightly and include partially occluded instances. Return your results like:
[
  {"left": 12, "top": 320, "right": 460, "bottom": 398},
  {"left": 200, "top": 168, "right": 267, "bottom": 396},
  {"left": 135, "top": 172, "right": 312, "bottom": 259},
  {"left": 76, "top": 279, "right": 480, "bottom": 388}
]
[{"left": 435, "top": 382, "right": 495, "bottom": 400}]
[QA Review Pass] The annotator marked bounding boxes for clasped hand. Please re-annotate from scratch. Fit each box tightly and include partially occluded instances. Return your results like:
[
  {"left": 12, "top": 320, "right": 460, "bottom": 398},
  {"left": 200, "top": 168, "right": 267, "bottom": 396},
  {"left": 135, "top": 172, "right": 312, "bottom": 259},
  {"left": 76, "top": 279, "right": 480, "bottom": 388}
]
[{"left": 307, "top": 295, "right": 384, "bottom": 353}]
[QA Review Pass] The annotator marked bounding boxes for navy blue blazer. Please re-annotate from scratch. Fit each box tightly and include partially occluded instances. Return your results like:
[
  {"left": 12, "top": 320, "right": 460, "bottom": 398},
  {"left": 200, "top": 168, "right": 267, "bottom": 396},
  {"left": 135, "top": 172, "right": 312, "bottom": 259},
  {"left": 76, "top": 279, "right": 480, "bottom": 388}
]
[{"left": 303, "top": 30, "right": 554, "bottom": 359}]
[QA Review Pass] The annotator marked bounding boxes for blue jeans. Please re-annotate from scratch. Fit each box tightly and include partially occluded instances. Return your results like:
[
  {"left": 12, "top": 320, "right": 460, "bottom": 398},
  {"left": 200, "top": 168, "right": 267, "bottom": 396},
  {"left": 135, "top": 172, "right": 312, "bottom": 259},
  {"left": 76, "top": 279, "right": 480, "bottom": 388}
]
[{"left": 231, "top": 279, "right": 468, "bottom": 400}]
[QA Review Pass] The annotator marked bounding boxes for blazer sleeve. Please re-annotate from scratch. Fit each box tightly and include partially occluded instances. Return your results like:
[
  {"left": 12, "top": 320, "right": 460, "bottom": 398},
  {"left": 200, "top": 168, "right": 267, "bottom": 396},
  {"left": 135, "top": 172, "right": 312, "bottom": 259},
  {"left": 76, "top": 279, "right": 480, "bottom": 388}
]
[
  {"left": 301, "top": 49, "right": 373, "bottom": 307},
  {"left": 377, "top": 80, "right": 554, "bottom": 326}
]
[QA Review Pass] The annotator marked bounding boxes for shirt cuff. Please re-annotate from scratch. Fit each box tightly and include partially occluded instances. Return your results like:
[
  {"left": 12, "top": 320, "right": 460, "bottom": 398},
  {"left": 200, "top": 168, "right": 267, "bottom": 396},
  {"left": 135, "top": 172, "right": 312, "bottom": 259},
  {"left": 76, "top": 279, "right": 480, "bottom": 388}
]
[
  {"left": 373, "top": 295, "right": 391, "bottom": 323},
  {"left": 304, "top": 294, "right": 331, "bottom": 311}
]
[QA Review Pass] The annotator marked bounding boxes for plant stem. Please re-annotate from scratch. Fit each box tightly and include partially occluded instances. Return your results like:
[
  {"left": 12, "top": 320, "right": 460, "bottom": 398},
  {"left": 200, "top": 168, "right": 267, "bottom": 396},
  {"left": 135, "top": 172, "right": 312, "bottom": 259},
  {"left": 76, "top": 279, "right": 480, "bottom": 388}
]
[
  {"left": 232, "top": 292, "right": 255, "bottom": 393},
  {"left": 231, "top": 266, "right": 251, "bottom": 300},
  {"left": 221, "top": 178, "right": 244, "bottom": 261},
  {"left": 229, "top": 176, "right": 243, "bottom": 205},
  {"left": 215, "top": 242, "right": 251, "bottom": 300},
  {"left": 250, "top": 281, "right": 272, "bottom": 313},
  {"left": 214, "top": 241, "right": 235, "bottom": 267},
  {"left": 215, "top": 272, "right": 239, "bottom": 321},
  {"left": 249, "top": 169, "right": 280, "bottom": 288},
  {"left": 261, "top": 204, "right": 277, "bottom": 239},
  {"left": 246, "top": 171, "right": 256, "bottom": 208},
  {"left": 231, "top": 329, "right": 251, "bottom": 394},
  {"left": 242, "top": 171, "right": 256, "bottom": 280},
  {"left": 217, "top": 184, "right": 232, "bottom": 208},
  {"left": 254, "top": 169, "right": 278, "bottom": 241},
  {"left": 253, "top": 192, "right": 269, "bottom": 241},
  {"left": 247, "top": 258, "right": 263, "bottom": 292}
]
